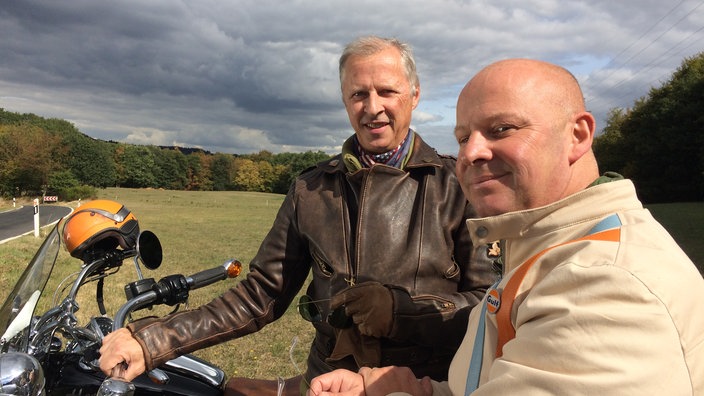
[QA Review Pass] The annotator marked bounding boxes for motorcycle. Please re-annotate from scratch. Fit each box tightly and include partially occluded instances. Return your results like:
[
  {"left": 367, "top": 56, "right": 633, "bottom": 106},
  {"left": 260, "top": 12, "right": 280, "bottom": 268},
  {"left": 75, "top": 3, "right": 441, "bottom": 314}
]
[{"left": 0, "top": 219, "right": 243, "bottom": 395}]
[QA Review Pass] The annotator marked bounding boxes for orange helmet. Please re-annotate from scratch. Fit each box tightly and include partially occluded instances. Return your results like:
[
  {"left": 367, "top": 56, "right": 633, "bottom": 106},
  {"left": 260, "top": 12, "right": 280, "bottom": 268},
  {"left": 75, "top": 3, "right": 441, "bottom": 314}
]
[{"left": 62, "top": 200, "right": 140, "bottom": 259}]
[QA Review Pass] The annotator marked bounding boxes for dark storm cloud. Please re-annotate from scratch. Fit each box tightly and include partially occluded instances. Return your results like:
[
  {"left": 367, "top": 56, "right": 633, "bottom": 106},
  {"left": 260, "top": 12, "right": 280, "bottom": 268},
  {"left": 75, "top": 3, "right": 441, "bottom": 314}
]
[{"left": 1, "top": 0, "right": 702, "bottom": 154}]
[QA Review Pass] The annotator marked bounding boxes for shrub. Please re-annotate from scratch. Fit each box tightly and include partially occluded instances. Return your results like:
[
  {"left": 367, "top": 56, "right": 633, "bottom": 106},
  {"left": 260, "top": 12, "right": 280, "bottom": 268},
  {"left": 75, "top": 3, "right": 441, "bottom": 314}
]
[{"left": 59, "top": 185, "right": 98, "bottom": 201}]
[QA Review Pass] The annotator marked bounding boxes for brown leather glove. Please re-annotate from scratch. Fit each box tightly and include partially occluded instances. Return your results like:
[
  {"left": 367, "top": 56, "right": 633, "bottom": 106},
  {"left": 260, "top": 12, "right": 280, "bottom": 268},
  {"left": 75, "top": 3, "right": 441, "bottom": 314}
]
[
  {"left": 327, "top": 326, "right": 381, "bottom": 368},
  {"left": 330, "top": 281, "right": 394, "bottom": 338}
]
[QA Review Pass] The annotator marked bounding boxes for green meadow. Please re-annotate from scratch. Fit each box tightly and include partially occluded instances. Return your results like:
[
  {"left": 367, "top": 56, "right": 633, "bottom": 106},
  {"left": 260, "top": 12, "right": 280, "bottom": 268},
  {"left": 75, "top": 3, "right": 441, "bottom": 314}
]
[
  {"left": 0, "top": 188, "right": 314, "bottom": 381},
  {"left": 0, "top": 188, "right": 702, "bottom": 382}
]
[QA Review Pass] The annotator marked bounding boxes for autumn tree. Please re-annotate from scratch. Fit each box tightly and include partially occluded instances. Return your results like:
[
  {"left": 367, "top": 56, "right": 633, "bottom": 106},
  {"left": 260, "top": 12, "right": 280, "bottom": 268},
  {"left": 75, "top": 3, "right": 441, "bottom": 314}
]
[
  {"left": 185, "top": 152, "right": 213, "bottom": 191},
  {"left": 0, "top": 124, "right": 65, "bottom": 196},
  {"left": 233, "top": 158, "right": 265, "bottom": 191}
]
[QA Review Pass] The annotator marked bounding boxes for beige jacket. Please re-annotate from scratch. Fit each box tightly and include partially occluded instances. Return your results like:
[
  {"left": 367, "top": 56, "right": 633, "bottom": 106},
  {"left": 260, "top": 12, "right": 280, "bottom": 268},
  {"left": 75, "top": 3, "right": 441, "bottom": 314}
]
[{"left": 424, "top": 179, "right": 704, "bottom": 395}]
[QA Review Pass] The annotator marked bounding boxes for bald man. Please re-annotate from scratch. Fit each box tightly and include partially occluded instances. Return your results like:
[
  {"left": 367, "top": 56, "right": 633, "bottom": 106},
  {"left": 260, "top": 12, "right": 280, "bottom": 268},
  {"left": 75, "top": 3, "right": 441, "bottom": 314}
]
[{"left": 308, "top": 59, "right": 704, "bottom": 395}]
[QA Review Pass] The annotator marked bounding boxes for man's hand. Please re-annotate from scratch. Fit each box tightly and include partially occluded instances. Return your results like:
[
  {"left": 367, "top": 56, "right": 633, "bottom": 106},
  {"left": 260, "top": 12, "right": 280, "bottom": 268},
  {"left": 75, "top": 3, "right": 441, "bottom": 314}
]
[
  {"left": 307, "top": 366, "right": 432, "bottom": 396},
  {"left": 331, "top": 282, "right": 393, "bottom": 337},
  {"left": 308, "top": 368, "right": 365, "bottom": 395},
  {"left": 359, "top": 366, "right": 432, "bottom": 396},
  {"left": 99, "top": 328, "right": 146, "bottom": 381}
]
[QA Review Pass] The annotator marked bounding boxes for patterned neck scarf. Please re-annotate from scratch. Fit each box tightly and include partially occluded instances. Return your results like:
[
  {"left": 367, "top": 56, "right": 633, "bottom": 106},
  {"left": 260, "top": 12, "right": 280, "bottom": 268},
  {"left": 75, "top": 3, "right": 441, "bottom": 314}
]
[{"left": 355, "top": 131, "right": 413, "bottom": 169}]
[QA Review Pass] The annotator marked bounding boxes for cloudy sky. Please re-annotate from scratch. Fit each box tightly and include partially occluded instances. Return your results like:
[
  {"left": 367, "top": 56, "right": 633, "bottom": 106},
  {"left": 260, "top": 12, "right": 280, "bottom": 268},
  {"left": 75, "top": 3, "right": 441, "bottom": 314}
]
[{"left": 1, "top": 0, "right": 702, "bottom": 155}]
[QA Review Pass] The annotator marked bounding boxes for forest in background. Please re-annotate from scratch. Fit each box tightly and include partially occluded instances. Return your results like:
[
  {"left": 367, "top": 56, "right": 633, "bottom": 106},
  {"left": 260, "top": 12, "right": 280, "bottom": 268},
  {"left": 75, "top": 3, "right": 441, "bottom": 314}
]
[
  {"left": 592, "top": 52, "right": 704, "bottom": 203},
  {"left": 0, "top": 109, "right": 330, "bottom": 200}
]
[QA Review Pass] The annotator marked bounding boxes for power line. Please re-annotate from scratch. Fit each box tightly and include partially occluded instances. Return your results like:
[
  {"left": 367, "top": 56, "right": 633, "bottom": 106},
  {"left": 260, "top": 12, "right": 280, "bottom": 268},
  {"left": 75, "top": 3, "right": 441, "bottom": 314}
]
[
  {"left": 585, "top": 0, "right": 704, "bottom": 114},
  {"left": 584, "top": 0, "right": 688, "bottom": 90},
  {"left": 593, "top": 24, "right": 704, "bottom": 109}
]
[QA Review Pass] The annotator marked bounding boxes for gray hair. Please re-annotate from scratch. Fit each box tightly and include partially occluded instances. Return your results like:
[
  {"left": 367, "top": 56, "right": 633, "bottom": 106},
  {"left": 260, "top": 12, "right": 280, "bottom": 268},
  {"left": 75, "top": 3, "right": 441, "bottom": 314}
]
[{"left": 339, "top": 36, "right": 419, "bottom": 97}]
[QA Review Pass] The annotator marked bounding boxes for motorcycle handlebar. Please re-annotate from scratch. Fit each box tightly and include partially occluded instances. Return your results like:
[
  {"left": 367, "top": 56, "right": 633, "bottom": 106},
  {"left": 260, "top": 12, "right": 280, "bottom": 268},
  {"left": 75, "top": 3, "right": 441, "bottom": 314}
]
[
  {"left": 111, "top": 259, "right": 242, "bottom": 332},
  {"left": 186, "top": 259, "right": 242, "bottom": 289},
  {"left": 102, "top": 259, "right": 244, "bottom": 395}
]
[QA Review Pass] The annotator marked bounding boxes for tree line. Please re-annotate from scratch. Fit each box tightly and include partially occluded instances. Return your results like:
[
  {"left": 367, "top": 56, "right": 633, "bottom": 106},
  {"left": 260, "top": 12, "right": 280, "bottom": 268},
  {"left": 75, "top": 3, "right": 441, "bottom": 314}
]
[
  {"left": 0, "top": 109, "right": 331, "bottom": 200},
  {"left": 593, "top": 52, "right": 704, "bottom": 203},
  {"left": 2, "top": 52, "right": 702, "bottom": 204}
]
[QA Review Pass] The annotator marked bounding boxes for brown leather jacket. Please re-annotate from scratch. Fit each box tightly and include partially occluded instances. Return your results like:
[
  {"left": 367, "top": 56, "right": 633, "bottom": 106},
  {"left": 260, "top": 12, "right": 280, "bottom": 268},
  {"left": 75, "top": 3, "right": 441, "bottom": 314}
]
[{"left": 127, "top": 132, "right": 496, "bottom": 383}]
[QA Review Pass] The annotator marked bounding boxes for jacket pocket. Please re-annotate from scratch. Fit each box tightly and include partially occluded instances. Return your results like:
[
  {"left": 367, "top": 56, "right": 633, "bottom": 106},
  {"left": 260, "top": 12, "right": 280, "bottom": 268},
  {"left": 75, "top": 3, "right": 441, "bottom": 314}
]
[
  {"left": 311, "top": 248, "right": 333, "bottom": 277},
  {"left": 443, "top": 261, "right": 460, "bottom": 280}
]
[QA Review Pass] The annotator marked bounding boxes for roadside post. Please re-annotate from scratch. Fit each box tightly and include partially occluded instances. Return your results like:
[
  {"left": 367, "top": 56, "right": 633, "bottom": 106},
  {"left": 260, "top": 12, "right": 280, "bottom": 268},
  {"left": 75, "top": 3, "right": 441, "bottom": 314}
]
[{"left": 33, "top": 198, "right": 40, "bottom": 237}]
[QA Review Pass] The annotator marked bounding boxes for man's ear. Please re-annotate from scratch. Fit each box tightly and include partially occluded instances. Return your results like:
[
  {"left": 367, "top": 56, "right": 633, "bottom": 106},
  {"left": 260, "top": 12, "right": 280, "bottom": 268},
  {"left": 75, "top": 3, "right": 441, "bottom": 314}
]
[
  {"left": 411, "top": 84, "right": 421, "bottom": 109},
  {"left": 568, "top": 111, "right": 596, "bottom": 164}
]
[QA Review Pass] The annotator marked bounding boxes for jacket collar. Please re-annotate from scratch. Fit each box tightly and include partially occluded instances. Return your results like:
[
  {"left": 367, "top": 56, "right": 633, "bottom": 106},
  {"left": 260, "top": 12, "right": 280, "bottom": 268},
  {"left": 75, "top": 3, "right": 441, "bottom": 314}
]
[
  {"left": 319, "top": 130, "right": 445, "bottom": 174},
  {"left": 466, "top": 179, "right": 642, "bottom": 247},
  {"left": 465, "top": 179, "right": 642, "bottom": 275}
]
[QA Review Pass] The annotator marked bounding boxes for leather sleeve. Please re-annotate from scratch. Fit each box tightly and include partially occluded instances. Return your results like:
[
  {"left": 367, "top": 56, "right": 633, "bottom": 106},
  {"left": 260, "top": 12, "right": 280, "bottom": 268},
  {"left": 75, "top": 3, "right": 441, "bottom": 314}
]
[{"left": 127, "top": 187, "right": 311, "bottom": 370}]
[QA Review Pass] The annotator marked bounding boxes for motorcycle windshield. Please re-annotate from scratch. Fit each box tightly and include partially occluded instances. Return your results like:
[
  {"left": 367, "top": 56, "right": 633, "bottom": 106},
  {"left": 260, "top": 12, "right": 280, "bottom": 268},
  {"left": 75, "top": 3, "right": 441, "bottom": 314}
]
[{"left": 0, "top": 222, "right": 61, "bottom": 349}]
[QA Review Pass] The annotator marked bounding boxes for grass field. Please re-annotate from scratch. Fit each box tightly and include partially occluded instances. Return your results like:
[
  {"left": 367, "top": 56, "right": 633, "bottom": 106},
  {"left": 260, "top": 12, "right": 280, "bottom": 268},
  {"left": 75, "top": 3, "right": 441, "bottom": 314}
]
[
  {"left": 0, "top": 190, "right": 702, "bottom": 383},
  {"left": 0, "top": 188, "right": 314, "bottom": 381}
]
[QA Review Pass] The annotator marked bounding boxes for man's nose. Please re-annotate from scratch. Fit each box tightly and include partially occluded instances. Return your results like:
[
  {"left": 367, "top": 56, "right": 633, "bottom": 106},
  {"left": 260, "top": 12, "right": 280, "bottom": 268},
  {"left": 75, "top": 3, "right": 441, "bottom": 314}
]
[
  {"left": 364, "top": 93, "right": 383, "bottom": 115},
  {"left": 460, "top": 132, "right": 491, "bottom": 166}
]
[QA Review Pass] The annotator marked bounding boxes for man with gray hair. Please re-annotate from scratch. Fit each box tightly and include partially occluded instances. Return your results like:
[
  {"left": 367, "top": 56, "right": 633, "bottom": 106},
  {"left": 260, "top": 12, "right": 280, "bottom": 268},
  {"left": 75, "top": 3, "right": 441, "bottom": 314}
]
[{"left": 99, "top": 36, "right": 494, "bottom": 394}]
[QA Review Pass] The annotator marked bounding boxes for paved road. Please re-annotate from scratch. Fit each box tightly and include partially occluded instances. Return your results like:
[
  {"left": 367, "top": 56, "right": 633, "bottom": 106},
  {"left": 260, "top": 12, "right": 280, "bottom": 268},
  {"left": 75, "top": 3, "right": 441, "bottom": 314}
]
[{"left": 0, "top": 205, "right": 73, "bottom": 243}]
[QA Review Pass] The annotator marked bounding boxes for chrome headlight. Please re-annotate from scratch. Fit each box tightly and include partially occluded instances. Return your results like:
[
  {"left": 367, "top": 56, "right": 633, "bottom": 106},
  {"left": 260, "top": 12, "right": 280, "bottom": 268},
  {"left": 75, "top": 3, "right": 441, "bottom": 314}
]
[{"left": 0, "top": 352, "right": 45, "bottom": 396}]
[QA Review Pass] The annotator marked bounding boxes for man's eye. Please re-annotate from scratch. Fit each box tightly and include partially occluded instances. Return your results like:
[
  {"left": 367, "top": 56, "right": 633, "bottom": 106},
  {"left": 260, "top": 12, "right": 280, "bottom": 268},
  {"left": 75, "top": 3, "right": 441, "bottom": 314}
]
[{"left": 493, "top": 126, "right": 514, "bottom": 135}]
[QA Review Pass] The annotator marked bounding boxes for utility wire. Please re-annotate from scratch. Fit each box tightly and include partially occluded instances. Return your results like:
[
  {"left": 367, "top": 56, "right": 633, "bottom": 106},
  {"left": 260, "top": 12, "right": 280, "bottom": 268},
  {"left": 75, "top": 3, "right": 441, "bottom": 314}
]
[
  {"left": 584, "top": 0, "right": 688, "bottom": 90},
  {"left": 585, "top": 0, "right": 704, "bottom": 114}
]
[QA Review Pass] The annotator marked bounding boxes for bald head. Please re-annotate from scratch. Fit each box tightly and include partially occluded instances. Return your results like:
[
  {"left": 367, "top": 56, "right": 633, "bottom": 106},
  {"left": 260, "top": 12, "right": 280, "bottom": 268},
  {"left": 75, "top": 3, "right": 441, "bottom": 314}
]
[
  {"left": 461, "top": 59, "right": 586, "bottom": 126},
  {"left": 454, "top": 58, "right": 599, "bottom": 216}
]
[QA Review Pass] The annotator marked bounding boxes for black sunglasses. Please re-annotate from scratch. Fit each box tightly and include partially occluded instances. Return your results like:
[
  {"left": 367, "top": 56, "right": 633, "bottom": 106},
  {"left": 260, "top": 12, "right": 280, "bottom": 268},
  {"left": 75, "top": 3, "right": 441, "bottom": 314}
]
[{"left": 297, "top": 295, "right": 353, "bottom": 329}]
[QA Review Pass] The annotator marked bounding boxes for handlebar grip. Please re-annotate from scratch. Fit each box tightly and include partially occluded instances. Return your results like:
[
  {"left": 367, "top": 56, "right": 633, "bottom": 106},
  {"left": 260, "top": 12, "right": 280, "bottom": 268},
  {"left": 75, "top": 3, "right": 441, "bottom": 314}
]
[
  {"left": 111, "top": 362, "right": 127, "bottom": 379},
  {"left": 99, "top": 363, "right": 136, "bottom": 396},
  {"left": 186, "top": 259, "right": 242, "bottom": 290}
]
